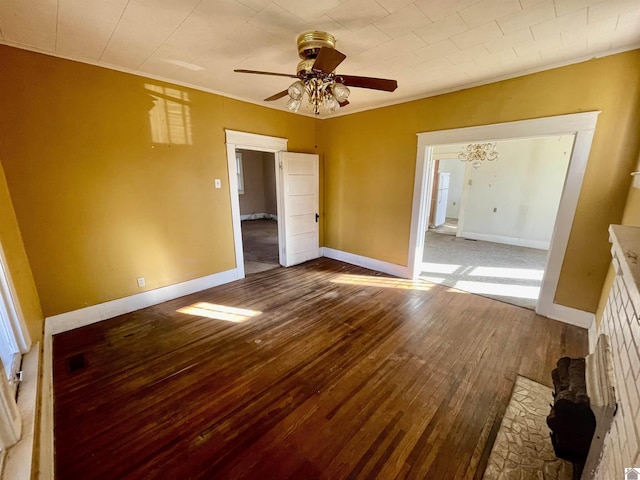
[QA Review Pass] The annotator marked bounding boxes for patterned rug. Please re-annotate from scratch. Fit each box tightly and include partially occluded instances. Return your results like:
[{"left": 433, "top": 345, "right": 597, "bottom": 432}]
[{"left": 483, "top": 376, "right": 573, "bottom": 480}]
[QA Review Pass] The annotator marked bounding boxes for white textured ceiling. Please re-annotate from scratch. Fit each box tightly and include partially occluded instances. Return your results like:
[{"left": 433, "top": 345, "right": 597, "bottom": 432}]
[{"left": 1, "top": 0, "right": 639, "bottom": 116}]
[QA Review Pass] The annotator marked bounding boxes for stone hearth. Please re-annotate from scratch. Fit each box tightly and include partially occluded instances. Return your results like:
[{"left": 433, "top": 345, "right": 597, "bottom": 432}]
[{"left": 483, "top": 376, "right": 573, "bottom": 480}]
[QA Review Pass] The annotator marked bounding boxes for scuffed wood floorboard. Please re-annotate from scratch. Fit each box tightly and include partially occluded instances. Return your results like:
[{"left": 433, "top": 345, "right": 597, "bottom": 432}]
[{"left": 53, "top": 258, "right": 587, "bottom": 479}]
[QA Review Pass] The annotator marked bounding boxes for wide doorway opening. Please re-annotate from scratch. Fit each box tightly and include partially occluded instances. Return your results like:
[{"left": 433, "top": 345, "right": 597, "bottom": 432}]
[
  {"left": 422, "top": 135, "right": 574, "bottom": 309},
  {"left": 408, "top": 112, "right": 600, "bottom": 322},
  {"left": 235, "top": 149, "right": 280, "bottom": 276}
]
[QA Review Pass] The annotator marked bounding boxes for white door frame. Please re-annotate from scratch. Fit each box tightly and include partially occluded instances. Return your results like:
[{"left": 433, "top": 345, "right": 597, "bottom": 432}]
[
  {"left": 408, "top": 112, "right": 601, "bottom": 318},
  {"left": 225, "top": 130, "right": 288, "bottom": 278}
]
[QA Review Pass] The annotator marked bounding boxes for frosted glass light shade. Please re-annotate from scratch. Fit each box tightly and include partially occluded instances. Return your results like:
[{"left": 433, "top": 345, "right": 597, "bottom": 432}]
[
  {"left": 332, "top": 82, "right": 350, "bottom": 102},
  {"left": 288, "top": 81, "right": 305, "bottom": 101},
  {"left": 287, "top": 97, "right": 302, "bottom": 112},
  {"left": 326, "top": 95, "right": 339, "bottom": 112}
]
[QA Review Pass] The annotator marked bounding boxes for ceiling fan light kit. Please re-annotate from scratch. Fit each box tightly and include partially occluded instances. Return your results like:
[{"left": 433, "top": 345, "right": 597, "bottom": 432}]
[{"left": 234, "top": 31, "right": 398, "bottom": 115}]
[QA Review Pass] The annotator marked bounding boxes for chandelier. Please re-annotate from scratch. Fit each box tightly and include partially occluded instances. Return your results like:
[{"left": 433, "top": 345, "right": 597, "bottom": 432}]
[{"left": 458, "top": 142, "right": 499, "bottom": 169}]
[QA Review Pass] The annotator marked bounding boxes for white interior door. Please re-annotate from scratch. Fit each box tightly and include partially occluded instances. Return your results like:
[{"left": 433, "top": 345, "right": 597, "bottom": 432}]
[{"left": 278, "top": 152, "right": 320, "bottom": 267}]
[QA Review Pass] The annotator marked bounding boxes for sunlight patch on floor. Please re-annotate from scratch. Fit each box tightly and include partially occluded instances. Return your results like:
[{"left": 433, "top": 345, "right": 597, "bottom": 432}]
[
  {"left": 177, "top": 302, "right": 262, "bottom": 322},
  {"left": 468, "top": 266, "right": 544, "bottom": 281},
  {"left": 452, "top": 281, "right": 540, "bottom": 299},
  {"left": 332, "top": 274, "right": 434, "bottom": 291}
]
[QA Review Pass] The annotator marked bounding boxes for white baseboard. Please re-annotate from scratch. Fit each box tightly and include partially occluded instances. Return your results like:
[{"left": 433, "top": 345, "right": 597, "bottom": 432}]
[
  {"left": 322, "top": 247, "right": 410, "bottom": 278},
  {"left": 45, "top": 268, "right": 240, "bottom": 335},
  {"left": 3, "top": 344, "right": 39, "bottom": 480},
  {"left": 240, "top": 213, "right": 277, "bottom": 221},
  {"left": 458, "top": 231, "right": 550, "bottom": 250},
  {"left": 545, "top": 303, "right": 595, "bottom": 329},
  {"left": 38, "top": 267, "right": 241, "bottom": 480},
  {"left": 322, "top": 248, "right": 593, "bottom": 332}
]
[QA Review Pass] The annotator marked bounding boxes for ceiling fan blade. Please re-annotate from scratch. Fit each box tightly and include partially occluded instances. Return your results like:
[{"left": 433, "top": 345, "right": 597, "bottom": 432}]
[
  {"left": 264, "top": 90, "right": 289, "bottom": 101},
  {"left": 312, "top": 47, "right": 346, "bottom": 74},
  {"left": 339, "top": 100, "right": 350, "bottom": 108},
  {"left": 339, "top": 75, "right": 398, "bottom": 92},
  {"left": 235, "top": 69, "right": 297, "bottom": 78}
]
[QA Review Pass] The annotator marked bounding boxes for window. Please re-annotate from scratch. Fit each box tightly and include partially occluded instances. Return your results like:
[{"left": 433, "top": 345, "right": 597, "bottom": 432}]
[{"left": 236, "top": 152, "right": 244, "bottom": 195}]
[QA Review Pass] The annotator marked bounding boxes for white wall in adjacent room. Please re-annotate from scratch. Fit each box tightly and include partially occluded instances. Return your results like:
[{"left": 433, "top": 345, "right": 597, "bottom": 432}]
[
  {"left": 432, "top": 135, "right": 574, "bottom": 249},
  {"left": 461, "top": 135, "right": 574, "bottom": 249}
]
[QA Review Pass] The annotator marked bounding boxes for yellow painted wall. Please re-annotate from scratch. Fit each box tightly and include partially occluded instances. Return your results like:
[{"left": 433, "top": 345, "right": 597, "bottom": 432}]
[
  {"left": 322, "top": 49, "right": 640, "bottom": 313},
  {"left": 621, "top": 180, "right": 640, "bottom": 226},
  {"left": 1, "top": 43, "right": 638, "bottom": 319},
  {"left": 595, "top": 155, "right": 640, "bottom": 327},
  {"left": 0, "top": 162, "right": 43, "bottom": 341},
  {"left": 0, "top": 45, "right": 317, "bottom": 317}
]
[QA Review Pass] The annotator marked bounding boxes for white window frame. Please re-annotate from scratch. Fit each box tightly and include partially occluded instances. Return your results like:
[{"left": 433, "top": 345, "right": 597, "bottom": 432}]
[{"left": 236, "top": 151, "right": 244, "bottom": 195}]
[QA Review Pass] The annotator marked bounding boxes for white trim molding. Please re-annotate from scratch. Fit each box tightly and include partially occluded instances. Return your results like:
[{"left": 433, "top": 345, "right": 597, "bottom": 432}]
[
  {"left": 38, "top": 268, "right": 239, "bottom": 480},
  {"left": 225, "top": 130, "right": 288, "bottom": 280},
  {"left": 323, "top": 247, "right": 410, "bottom": 278},
  {"left": 0, "top": 243, "right": 31, "bottom": 354},
  {"left": 45, "top": 268, "right": 240, "bottom": 335},
  {"left": 545, "top": 303, "right": 595, "bottom": 329},
  {"left": 409, "top": 111, "right": 601, "bottom": 319},
  {"left": 457, "top": 231, "right": 549, "bottom": 250},
  {"left": 225, "top": 130, "right": 287, "bottom": 152}
]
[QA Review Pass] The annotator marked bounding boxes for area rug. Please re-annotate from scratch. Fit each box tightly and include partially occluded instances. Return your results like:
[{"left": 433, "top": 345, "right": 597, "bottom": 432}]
[{"left": 483, "top": 376, "right": 573, "bottom": 480}]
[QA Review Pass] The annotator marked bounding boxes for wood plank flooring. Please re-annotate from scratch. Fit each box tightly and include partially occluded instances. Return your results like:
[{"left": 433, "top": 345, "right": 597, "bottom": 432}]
[{"left": 52, "top": 258, "right": 587, "bottom": 479}]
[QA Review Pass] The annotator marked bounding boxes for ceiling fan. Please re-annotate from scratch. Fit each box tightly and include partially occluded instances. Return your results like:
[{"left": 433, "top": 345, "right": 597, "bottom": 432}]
[{"left": 234, "top": 31, "right": 398, "bottom": 115}]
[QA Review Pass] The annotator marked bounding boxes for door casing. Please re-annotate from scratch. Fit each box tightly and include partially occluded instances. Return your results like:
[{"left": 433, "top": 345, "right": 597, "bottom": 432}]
[
  {"left": 226, "top": 130, "right": 321, "bottom": 276},
  {"left": 409, "top": 112, "right": 601, "bottom": 321},
  {"left": 225, "top": 130, "right": 288, "bottom": 278}
]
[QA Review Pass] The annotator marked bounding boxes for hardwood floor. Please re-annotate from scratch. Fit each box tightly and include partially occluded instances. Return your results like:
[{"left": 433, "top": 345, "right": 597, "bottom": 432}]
[{"left": 52, "top": 258, "right": 587, "bottom": 479}]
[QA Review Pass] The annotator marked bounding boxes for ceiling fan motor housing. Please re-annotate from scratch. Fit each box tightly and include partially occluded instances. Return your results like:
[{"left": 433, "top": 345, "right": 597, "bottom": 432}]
[
  {"left": 297, "top": 31, "right": 336, "bottom": 60},
  {"left": 296, "top": 31, "right": 337, "bottom": 78}
]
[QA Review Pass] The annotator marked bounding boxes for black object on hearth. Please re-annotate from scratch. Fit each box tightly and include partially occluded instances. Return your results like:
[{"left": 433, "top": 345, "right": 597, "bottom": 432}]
[{"left": 547, "top": 357, "right": 596, "bottom": 480}]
